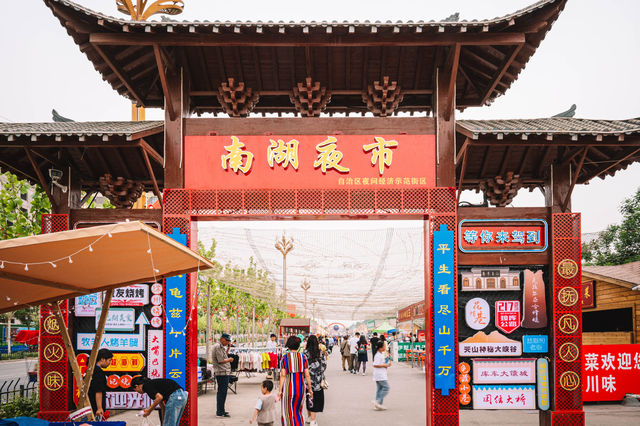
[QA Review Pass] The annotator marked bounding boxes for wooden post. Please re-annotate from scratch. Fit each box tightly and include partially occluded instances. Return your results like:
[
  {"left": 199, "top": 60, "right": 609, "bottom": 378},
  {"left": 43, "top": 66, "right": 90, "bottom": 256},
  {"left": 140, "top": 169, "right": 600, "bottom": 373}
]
[
  {"left": 435, "top": 66, "right": 456, "bottom": 187},
  {"left": 164, "top": 67, "right": 189, "bottom": 189},
  {"left": 51, "top": 302, "right": 95, "bottom": 421},
  {"left": 544, "top": 163, "right": 571, "bottom": 213},
  {"left": 80, "top": 289, "right": 114, "bottom": 410}
]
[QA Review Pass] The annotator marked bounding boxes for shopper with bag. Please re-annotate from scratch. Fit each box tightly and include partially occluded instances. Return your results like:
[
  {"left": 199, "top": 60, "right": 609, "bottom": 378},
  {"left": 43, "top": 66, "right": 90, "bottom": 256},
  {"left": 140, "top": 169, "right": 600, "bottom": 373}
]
[
  {"left": 340, "top": 335, "right": 351, "bottom": 371},
  {"left": 303, "top": 335, "right": 327, "bottom": 426},
  {"left": 131, "top": 376, "right": 188, "bottom": 426},
  {"left": 88, "top": 348, "right": 113, "bottom": 420},
  {"left": 356, "top": 334, "right": 369, "bottom": 375}
]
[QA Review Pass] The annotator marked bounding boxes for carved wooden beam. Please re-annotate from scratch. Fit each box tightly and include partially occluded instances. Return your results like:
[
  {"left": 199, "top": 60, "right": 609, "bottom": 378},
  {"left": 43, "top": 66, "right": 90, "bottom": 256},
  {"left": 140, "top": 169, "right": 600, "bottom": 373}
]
[
  {"left": 479, "top": 171, "right": 523, "bottom": 207},
  {"left": 362, "top": 76, "right": 404, "bottom": 117},
  {"left": 98, "top": 173, "right": 145, "bottom": 208},
  {"left": 290, "top": 77, "right": 331, "bottom": 117},
  {"left": 216, "top": 78, "right": 259, "bottom": 117}
]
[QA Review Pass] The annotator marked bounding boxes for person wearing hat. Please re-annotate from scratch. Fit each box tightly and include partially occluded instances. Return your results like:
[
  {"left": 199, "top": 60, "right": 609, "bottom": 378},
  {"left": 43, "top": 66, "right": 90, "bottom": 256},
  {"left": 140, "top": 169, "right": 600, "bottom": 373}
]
[{"left": 212, "top": 333, "right": 234, "bottom": 418}]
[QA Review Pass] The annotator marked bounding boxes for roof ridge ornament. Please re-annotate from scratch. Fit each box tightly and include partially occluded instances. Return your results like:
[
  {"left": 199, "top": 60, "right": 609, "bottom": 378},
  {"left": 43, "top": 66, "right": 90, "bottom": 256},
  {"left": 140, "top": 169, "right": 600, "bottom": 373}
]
[
  {"left": 116, "top": 0, "right": 184, "bottom": 21},
  {"left": 552, "top": 104, "right": 577, "bottom": 118}
]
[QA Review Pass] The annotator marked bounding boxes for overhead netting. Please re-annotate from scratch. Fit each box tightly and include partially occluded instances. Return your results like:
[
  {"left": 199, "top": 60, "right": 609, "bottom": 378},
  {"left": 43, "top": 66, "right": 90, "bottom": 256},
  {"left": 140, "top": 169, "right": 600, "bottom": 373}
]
[{"left": 198, "top": 220, "right": 426, "bottom": 323}]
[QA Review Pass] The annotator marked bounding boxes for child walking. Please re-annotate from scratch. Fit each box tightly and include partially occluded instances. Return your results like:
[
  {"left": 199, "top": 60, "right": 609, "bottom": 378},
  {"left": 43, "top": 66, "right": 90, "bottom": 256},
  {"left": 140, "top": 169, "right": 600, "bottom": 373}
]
[
  {"left": 372, "top": 341, "right": 391, "bottom": 410},
  {"left": 250, "top": 380, "right": 277, "bottom": 426}
]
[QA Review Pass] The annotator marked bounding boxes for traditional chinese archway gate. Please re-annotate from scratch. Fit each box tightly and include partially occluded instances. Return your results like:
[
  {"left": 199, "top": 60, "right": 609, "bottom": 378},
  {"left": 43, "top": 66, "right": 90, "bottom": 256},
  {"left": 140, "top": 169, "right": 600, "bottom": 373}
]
[{"left": 162, "top": 185, "right": 459, "bottom": 424}]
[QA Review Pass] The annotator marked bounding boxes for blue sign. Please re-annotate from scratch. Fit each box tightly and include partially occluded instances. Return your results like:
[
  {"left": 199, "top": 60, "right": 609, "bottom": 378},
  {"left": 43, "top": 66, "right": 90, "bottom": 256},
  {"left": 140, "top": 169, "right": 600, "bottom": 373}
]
[
  {"left": 165, "top": 228, "right": 188, "bottom": 388},
  {"left": 523, "top": 335, "right": 548, "bottom": 353},
  {"left": 433, "top": 224, "right": 455, "bottom": 395}
]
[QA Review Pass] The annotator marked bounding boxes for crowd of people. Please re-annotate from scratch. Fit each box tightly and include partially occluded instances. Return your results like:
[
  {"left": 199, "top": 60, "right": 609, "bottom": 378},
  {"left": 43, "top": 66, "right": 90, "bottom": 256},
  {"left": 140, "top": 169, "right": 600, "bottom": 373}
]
[{"left": 207, "top": 331, "right": 392, "bottom": 425}]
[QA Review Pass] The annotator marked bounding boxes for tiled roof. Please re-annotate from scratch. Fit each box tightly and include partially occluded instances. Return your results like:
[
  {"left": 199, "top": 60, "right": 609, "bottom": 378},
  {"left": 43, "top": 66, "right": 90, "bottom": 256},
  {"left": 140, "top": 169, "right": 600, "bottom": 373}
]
[
  {"left": 457, "top": 118, "right": 640, "bottom": 139},
  {"left": 49, "top": 0, "right": 561, "bottom": 31},
  {"left": 583, "top": 261, "right": 640, "bottom": 288},
  {"left": 0, "top": 121, "right": 163, "bottom": 137}
]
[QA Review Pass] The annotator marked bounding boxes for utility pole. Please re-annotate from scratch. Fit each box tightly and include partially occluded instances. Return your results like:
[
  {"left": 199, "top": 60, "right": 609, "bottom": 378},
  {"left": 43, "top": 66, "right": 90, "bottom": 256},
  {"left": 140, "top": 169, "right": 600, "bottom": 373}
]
[
  {"left": 300, "top": 280, "right": 311, "bottom": 317},
  {"left": 275, "top": 234, "right": 294, "bottom": 305}
]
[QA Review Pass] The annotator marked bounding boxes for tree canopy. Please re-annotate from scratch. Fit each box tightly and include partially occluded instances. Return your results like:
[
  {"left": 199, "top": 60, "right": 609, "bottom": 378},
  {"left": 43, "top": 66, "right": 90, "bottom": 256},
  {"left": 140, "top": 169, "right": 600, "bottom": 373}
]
[{"left": 582, "top": 186, "right": 640, "bottom": 266}]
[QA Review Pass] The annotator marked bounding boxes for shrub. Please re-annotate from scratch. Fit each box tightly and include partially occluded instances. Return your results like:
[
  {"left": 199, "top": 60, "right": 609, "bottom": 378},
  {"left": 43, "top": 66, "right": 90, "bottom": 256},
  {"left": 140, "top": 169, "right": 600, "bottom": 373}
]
[{"left": 0, "top": 395, "right": 39, "bottom": 418}]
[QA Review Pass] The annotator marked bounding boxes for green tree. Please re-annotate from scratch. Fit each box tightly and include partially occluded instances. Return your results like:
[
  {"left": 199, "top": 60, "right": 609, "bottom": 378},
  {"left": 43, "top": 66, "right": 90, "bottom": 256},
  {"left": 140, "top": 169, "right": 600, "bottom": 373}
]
[
  {"left": 0, "top": 171, "right": 51, "bottom": 348},
  {"left": 582, "top": 186, "right": 640, "bottom": 265},
  {"left": 0, "top": 171, "right": 51, "bottom": 239}
]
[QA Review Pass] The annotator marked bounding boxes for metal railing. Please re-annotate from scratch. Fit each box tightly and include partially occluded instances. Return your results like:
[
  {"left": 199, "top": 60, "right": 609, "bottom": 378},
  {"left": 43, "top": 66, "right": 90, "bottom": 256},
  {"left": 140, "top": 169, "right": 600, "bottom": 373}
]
[{"left": 0, "top": 378, "right": 38, "bottom": 405}]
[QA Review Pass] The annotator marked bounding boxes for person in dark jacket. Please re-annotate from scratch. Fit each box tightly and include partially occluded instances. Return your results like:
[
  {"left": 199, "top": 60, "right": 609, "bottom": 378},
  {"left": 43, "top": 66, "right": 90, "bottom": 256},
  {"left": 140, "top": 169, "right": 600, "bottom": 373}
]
[
  {"left": 369, "top": 333, "right": 379, "bottom": 362},
  {"left": 132, "top": 376, "right": 188, "bottom": 426}
]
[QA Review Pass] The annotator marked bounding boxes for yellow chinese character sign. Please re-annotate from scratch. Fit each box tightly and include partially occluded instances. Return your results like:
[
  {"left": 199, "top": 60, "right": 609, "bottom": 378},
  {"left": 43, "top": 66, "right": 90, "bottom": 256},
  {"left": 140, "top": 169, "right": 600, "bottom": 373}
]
[
  {"left": 362, "top": 137, "right": 398, "bottom": 175},
  {"left": 185, "top": 134, "right": 436, "bottom": 189},
  {"left": 221, "top": 136, "right": 254, "bottom": 174}
]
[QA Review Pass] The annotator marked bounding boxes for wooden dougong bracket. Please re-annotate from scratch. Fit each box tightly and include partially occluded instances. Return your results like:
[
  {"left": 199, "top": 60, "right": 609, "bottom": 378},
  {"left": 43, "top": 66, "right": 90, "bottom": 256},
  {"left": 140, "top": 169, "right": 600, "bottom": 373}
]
[
  {"left": 98, "top": 173, "right": 145, "bottom": 208},
  {"left": 479, "top": 171, "right": 523, "bottom": 207},
  {"left": 217, "top": 78, "right": 260, "bottom": 117},
  {"left": 290, "top": 77, "right": 331, "bottom": 117},
  {"left": 362, "top": 76, "right": 404, "bottom": 117}
]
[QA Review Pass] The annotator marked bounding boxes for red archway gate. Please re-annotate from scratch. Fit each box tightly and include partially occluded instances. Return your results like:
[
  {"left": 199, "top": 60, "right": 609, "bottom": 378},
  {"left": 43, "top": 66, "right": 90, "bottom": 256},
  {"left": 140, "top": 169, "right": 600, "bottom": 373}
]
[{"left": 162, "top": 186, "right": 458, "bottom": 425}]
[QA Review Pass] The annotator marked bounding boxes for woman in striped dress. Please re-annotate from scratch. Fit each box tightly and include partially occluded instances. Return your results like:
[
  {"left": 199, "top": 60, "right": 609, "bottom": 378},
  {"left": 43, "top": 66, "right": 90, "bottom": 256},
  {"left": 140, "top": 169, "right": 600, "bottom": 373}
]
[{"left": 278, "top": 336, "right": 313, "bottom": 426}]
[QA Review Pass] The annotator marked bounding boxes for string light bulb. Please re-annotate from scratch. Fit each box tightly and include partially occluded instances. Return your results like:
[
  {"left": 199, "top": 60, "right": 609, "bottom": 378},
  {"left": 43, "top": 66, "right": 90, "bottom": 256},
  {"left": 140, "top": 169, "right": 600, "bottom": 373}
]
[
  {"left": 68, "top": 257, "right": 73, "bottom": 264},
  {"left": 108, "top": 232, "right": 112, "bottom": 238},
  {"left": 147, "top": 249, "right": 152, "bottom": 254},
  {"left": 0, "top": 261, "right": 4, "bottom": 269},
  {"left": 6, "top": 296, "right": 10, "bottom": 301},
  {"left": 24, "top": 264, "right": 29, "bottom": 271},
  {"left": 50, "top": 262, "right": 57, "bottom": 268},
  {"left": 89, "top": 245, "right": 93, "bottom": 252}
]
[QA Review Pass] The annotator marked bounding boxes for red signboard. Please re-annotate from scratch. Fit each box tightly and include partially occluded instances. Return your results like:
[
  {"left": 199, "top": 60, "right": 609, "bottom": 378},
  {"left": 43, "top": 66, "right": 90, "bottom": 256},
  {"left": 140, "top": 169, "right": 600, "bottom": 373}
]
[
  {"left": 583, "top": 344, "right": 640, "bottom": 401},
  {"left": 495, "top": 301, "right": 521, "bottom": 334},
  {"left": 582, "top": 281, "right": 595, "bottom": 309},
  {"left": 459, "top": 220, "right": 547, "bottom": 253},
  {"left": 185, "top": 134, "right": 435, "bottom": 190}
]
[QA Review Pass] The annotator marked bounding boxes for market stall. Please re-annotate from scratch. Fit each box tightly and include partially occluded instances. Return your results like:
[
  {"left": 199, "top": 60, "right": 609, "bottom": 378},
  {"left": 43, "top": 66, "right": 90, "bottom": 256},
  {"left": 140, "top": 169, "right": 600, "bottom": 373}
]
[{"left": 0, "top": 221, "right": 215, "bottom": 422}]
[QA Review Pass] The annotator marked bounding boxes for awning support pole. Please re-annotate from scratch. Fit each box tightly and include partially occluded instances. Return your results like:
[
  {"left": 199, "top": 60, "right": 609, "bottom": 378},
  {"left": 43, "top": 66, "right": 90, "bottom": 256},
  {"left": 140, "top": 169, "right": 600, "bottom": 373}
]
[
  {"left": 51, "top": 301, "right": 96, "bottom": 421},
  {"left": 80, "top": 289, "right": 114, "bottom": 413}
]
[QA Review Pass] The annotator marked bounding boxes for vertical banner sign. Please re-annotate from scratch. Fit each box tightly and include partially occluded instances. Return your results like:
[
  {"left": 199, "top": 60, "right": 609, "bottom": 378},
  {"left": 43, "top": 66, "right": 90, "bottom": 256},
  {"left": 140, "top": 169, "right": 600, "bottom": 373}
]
[
  {"left": 165, "top": 228, "right": 187, "bottom": 389},
  {"left": 433, "top": 224, "right": 455, "bottom": 395}
]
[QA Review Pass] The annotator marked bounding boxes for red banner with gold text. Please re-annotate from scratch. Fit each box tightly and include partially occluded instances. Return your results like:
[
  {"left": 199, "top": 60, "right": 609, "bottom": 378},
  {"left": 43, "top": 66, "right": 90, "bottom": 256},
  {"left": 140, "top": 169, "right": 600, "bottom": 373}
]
[{"left": 185, "top": 134, "right": 435, "bottom": 190}]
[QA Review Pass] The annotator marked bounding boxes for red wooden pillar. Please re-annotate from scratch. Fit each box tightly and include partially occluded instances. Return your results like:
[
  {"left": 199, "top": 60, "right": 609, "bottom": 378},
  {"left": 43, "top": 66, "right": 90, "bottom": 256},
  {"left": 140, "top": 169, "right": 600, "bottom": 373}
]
[
  {"left": 541, "top": 213, "right": 584, "bottom": 425},
  {"left": 426, "top": 188, "right": 458, "bottom": 426},
  {"left": 37, "top": 214, "right": 71, "bottom": 421},
  {"left": 162, "top": 190, "right": 197, "bottom": 426}
]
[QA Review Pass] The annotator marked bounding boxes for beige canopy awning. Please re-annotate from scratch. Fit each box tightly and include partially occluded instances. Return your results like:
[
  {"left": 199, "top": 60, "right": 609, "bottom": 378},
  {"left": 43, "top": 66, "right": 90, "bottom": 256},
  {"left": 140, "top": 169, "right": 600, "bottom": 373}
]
[{"left": 0, "top": 221, "right": 214, "bottom": 314}]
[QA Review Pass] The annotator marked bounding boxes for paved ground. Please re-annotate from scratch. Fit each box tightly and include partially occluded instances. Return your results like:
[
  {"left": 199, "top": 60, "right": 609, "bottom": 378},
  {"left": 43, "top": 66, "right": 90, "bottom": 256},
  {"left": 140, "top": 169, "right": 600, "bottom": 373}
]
[
  {"left": 0, "top": 358, "right": 37, "bottom": 383},
  {"left": 110, "top": 351, "right": 640, "bottom": 425}
]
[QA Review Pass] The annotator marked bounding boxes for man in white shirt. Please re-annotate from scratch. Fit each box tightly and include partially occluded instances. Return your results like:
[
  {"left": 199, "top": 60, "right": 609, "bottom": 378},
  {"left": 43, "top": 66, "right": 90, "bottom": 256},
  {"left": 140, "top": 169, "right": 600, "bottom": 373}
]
[{"left": 348, "top": 332, "right": 360, "bottom": 374}]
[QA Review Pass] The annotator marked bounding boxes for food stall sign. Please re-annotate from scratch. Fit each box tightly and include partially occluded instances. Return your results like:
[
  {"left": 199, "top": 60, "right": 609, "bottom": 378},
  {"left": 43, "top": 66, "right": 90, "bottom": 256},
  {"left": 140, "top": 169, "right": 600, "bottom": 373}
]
[
  {"left": 582, "top": 344, "right": 640, "bottom": 402},
  {"left": 582, "top": 281, "right": 595, "bottom": 309},
  {"left": 472, "top": 358, "right": 536, "bottom": 384},
  {"left": 458, "top": 219, "right": 548, "bottom": 253},
  {"left": 165, "top": 228, "right": 188, "bottom": 389},
  {"left": 495, "top": 301, "right": 521, "bottom": 334},
  {"left": 472, "top": 385, "right": 536, "bottom": 409}
]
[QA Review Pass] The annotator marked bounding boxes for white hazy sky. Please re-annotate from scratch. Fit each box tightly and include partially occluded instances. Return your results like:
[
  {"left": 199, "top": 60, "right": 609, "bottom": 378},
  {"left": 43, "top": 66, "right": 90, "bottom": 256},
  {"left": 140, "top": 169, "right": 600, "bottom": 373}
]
[
  {"left": 1, "top": 0, "right": 639, "bottom": 234},
  {"left": 2, "top": 0, "right": 638, "bottom": 323}
]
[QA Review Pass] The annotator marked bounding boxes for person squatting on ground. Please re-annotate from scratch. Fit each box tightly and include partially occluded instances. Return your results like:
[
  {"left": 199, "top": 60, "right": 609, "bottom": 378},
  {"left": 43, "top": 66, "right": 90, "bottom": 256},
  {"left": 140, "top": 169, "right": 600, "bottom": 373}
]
[
  {"left": 304, "top": 335, "right": 327, "bottom": 426},
  {"left": 212, "top": 332, "right": 234, "bottom": 418},
  {"left": 340, "top": 335, "right": 351, "bottom": 371},
  {"left": 356, "top": 334, "right": 369, "bottom": 375},
  {"left": 249, "top": 379, "right": 277, "bottom": 426},
  {"left": 88, "top": 348, "right": 113, "bottom": 420},
  {"left": 372, "top": 341, "right": 391, "bottom": 411},
  {"left": 277, "top": 336, "right": 313, "bottom": 426},
  {"left": 348, "top": 332, "right": 360, "bottom": 374},
  {"left": 131, "top": 376, "right": 188, "bottom": 426}
]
